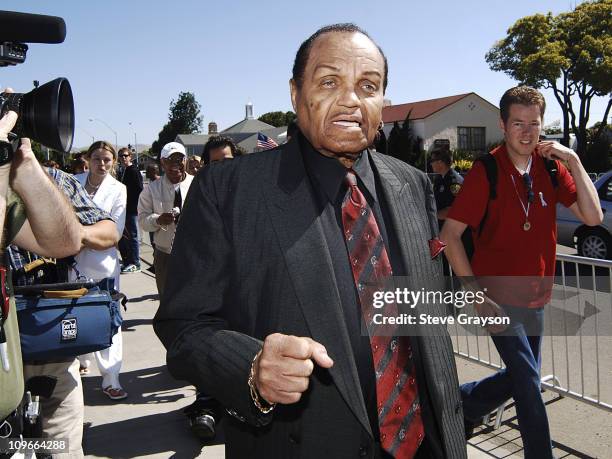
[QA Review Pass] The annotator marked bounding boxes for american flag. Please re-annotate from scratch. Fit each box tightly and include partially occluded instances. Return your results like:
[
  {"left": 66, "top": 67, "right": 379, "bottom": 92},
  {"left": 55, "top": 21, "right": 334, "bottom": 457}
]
[{"left": 256, "top": 132, "right": 279, "bottom": 150}]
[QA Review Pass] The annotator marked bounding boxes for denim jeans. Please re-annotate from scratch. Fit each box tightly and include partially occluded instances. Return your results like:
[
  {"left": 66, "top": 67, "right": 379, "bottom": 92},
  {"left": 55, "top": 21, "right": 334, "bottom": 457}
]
[
  {"left": 460, "top": 305, "right": 552, "bottom": 459},
  {"left": 119, "top": 213, "right": 140, "bottom": 267}
]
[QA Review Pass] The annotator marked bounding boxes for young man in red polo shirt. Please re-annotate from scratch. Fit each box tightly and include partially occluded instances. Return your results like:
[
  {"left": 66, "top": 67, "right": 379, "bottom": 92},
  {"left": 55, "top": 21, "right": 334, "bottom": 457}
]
[{"left": 440, "top": 86, "right": 602, "bottom": 458}]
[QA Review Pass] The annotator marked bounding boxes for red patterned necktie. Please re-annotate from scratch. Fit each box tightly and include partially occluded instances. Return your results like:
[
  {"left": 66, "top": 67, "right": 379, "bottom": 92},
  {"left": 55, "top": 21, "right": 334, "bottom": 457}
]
[{"left": 341, "top": 170, "right": 424, "bottom": 458}]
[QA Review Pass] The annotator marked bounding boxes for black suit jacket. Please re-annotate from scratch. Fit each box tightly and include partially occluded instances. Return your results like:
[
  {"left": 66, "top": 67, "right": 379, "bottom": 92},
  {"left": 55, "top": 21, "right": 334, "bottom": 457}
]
[
  {"left": 119, "top": 164, "right": 143, "bottom": 214},
  {"left": 154, "top": 139, "right": 467, "bottom": 459}
]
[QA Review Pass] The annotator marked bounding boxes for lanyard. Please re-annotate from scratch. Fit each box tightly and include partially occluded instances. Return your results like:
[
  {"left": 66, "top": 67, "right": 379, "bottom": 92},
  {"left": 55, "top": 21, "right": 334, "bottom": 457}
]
[{"left": 510, "top": 156, "right": 533, "bottom": 231}]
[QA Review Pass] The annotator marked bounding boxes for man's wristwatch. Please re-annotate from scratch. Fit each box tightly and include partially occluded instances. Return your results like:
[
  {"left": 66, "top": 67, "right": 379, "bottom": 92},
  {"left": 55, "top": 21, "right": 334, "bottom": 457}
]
[{"left": 0, "top": 140, "right": 14, "bottom": 166}]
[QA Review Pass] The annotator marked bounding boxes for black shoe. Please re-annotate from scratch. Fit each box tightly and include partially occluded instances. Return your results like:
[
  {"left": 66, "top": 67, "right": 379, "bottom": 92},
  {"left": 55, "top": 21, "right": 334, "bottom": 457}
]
[
  {"left": 188, "top": 409, "right": 216, "bottom": 441},
  {"left": 464, "top": 417, "right": 483, "bottom": 440},
  {"left": 184, "top": 399, "right": 218, "bottom": 441}
]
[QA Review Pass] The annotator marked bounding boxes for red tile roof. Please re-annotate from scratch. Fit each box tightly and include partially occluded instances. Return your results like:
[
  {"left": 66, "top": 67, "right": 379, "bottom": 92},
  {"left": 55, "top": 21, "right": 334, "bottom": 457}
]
[{"left": 382, "top": 93, "right": 472, "bottom": 123}]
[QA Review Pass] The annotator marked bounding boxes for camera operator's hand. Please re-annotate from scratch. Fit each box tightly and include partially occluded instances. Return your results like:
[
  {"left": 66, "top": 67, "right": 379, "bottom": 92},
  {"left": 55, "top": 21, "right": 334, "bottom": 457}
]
[
  {"left": 9, "top": 137, "right": 42, "bottom": 193},
  {"left": 0, "top": 112, "right": 17, "bottom": 143},
  {"left": 0, "top": 88, "right": 18, "bottom": 142}
]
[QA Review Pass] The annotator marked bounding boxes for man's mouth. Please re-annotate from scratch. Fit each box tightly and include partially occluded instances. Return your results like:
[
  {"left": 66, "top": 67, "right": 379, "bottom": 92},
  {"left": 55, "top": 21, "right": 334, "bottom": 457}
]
[
  {"left": 331, "top": 115, "right": 362, "bottom": 129},
  {"left": 333, "top": 120, "right": 360, "bottom": 128},
  {"left": 520, "top": 139, "right": 532, "bottom": 145}
]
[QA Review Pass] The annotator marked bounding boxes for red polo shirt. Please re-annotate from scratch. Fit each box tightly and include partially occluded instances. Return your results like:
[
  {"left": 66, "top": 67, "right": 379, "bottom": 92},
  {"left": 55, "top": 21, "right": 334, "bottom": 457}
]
[{"left": 448, "top": 144, "right": 577, "bottom": 307}]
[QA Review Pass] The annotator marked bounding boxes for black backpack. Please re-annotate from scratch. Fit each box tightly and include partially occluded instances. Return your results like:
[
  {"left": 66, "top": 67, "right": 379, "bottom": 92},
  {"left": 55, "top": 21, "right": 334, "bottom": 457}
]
[{"left": 475, "top": 153, "right": 558, "bottom": 236}]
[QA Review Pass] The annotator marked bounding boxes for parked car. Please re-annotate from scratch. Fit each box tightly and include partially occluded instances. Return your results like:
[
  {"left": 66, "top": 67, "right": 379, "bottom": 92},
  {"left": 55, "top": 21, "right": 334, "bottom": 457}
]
[{"left": 557, "top": 170, "right": 612, "bottom": 259}]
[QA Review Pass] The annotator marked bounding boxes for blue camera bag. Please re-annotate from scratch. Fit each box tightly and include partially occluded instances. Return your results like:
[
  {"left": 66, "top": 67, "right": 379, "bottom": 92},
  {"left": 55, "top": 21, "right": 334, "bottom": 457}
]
[{"left": 15, "top": 284, "right": 121, "bottom": 361}]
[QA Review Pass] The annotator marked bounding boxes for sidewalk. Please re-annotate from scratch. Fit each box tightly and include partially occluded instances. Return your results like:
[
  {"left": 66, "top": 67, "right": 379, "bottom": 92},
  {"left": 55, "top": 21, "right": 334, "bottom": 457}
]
[
  {"left": 82, "top": 244, "right": 223, "bottom": 458},
  {"left": 81, "top": 243, "right": 609, "bottom": 458}
]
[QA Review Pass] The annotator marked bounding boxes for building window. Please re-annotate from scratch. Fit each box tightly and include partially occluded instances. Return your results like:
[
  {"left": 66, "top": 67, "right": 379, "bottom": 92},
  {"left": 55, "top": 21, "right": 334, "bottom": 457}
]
[{"left": 457, "top": 127, "right": 486, "bottom": 152}]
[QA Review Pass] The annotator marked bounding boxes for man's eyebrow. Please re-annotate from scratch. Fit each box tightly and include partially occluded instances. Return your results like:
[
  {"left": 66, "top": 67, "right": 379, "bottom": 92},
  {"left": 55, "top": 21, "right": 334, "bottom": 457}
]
[
  {"left": 312, "top": 63, "right": 341, "bottom": 73},
  {"left": 362, "top": 70, "right": 382, "bottom": 79}
]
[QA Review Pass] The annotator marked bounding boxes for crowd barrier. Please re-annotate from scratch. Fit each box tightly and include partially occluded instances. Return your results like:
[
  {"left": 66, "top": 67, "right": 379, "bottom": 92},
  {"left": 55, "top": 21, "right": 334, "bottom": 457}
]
[
  {"left": 134, "top": 231, "right": 611, "bottom": 428},
  {"left": 449, "top": 253, "right": 612, "bottom": 429}
]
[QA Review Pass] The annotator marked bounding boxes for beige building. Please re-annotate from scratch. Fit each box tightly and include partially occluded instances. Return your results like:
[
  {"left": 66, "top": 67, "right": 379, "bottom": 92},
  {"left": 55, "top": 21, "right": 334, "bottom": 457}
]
[
  {"left": 176, "top": 103, "right": 287, "bottom": 157},
  {"left": 382, "top": 93, "right": 502, "bottom": 154}
]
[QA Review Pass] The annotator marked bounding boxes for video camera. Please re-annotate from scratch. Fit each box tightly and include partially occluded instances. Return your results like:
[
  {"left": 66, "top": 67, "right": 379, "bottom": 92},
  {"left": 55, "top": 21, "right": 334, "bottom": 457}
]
[{"left": 0, "top": 10, "right": 74, "bottom": 152}]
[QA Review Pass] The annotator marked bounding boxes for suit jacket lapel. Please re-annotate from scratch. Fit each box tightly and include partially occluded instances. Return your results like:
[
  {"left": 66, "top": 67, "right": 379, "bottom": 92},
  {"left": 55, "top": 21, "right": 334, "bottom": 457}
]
[
  {"left": 264, "top": 140, "right": 372, "bottom": 438},
  {"left": 370, "top": 153, "right": 439, "bottom": 275},
  {"left": 370, "top": 154, "right": 416, "bottom": 276},
  {"left": 369, "top": 154, "right": 439, "bottom": 334}
]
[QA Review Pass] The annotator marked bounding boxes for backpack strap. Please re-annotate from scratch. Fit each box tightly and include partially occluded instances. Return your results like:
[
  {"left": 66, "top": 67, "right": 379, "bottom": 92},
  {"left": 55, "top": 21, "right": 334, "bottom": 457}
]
[
  {"left": 475, "top": 153, "right": 498, "bottom": 200},
  {"left": 473, "top": 153, "right": 498, "bottom": 236},
  {"left": 543, "top": 158, "right": 558, "bottom": 189}
]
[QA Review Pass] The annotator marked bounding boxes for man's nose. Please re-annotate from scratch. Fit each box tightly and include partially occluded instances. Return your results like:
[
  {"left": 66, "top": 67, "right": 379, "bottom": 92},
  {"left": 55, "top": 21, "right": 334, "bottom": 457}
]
[
  {"left": 337, "top": 85, "right": 360, "bottom": 108},
  {"left": 522, "top": 124, "right": 537, "bottom": 133}
]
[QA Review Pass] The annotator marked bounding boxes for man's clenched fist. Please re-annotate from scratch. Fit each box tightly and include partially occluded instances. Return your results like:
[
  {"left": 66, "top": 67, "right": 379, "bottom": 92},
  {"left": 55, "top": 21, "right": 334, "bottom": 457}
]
[{"left": 254, "top": 333, "right": 334, "bottom": 405}]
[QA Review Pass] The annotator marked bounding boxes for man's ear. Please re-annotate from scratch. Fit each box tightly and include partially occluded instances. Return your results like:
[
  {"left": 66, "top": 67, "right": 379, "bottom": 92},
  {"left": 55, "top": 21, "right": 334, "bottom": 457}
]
[
  {"left": 498, "top": 118, "right": 506, "bottom": 136},
  {"left": 289, "top": 79, "right": 298, "bottom": 112}
]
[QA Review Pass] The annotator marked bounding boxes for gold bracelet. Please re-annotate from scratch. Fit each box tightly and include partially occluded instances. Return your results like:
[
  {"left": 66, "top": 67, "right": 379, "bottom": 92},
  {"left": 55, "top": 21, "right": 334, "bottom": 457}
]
[{"left": 248, "top": 350, "right": 276, "bottom": 414}]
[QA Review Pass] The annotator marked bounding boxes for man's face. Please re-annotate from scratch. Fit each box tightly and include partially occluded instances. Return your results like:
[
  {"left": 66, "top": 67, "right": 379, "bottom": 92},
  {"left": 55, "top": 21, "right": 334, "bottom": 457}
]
[
  {"left": 290, "top": 32, "right": 385, "bottom": 161},
  {"left": 187, "top": 157, "right": 201, "bottom": 175},
  {"left": 430, "top": 158, "right": 446, "bottom": 175},
  {"left": 209, "top": 146, "right": 234, "bottom": 163},
  {"left": 161, "top": 152, "right": 186, "bottom": 184},
  {"left": 500, "top": 104, "right": 542, "bottom": 158},
  {"left": 119, "top": 151, "right": 132, "bottom": 166}
]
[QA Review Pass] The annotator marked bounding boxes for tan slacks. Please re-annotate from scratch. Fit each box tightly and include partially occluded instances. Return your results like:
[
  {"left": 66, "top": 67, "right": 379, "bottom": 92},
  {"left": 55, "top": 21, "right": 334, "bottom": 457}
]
[
  {"left": 23, "top": 358, "right": 84, "bottom": 459},
  {"left": 153, "top": 248, "right": 171, "bottom": 297}
]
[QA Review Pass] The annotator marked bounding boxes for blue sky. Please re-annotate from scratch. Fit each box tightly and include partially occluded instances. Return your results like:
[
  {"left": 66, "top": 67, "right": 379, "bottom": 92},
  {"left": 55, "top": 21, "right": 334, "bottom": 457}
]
[{"left": 1, "top": 1, "right": 608, "bottom": 150}]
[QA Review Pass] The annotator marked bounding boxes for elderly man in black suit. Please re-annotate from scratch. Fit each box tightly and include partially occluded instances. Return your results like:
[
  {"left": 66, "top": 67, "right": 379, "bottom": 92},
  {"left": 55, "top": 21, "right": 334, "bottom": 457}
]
[{"left": 154, "top": 23, "right": 466, "bottom": 459}]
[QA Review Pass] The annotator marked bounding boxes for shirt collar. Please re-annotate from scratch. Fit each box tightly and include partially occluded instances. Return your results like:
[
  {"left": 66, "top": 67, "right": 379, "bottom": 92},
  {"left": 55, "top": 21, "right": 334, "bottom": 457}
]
[
  {"left": 299, "top": 132, "right": 377, "bottom": 203},
  {"left": 495, "top": 143, "right": 538, "bottom": 178}
]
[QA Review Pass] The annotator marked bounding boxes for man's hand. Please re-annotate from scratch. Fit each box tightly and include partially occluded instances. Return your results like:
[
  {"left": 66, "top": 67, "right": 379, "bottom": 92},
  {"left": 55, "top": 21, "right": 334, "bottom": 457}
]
[
  {"left": 156, "top": 213, "right": 175, "bottom": 226},
  {"left": 538, "top": 140, "right": 603, "bottom": 226},
  {"left": 0, "top": 88, "right": 17, "bottom": 142},
  {"left": 9, "top": 138, "right": 41, "bottom": 191},
  {"left": 474, "top": 297, "right": 508, "bottom": 334},
  {"left": 0, "top": 112, "right": 17, "bottom": 142},
  {"left": 536, "top": 141, "right": 577, "bottom": 163},
  {"left": 254, "top": 333, "right": 334, "bottom": 405}
]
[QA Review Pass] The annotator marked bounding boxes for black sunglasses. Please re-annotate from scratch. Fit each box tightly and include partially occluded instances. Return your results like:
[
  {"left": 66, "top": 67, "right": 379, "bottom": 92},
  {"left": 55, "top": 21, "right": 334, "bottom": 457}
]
[{"left": 522, "top": 173, "right": 534, "bottom": 204}]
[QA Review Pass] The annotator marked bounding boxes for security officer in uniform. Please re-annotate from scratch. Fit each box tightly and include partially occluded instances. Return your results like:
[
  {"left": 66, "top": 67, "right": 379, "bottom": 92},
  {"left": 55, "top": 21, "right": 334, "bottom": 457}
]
[
  {"left": 431, "top": 149, "right": 463, "bottom": 226},
  {"left": 430, "top": 148, "right": 472, "bottom": 273}
]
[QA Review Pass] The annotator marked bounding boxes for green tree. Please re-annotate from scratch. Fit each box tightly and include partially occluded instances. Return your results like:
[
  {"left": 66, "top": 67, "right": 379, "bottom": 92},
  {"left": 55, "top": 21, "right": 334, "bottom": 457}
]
[
  {"left": 28, "top": 140, "right": 68, "bottom": 168},
  {"left": 386, "top": 111, "right": 423, "bottom": 167},
  {"left": 386, "top": 121, "right": 403, "bottom": 161},
  {"left": 585, "top": 121, "right": 611, "bottom": 172},
  {"left": 485, "top": 0, "right": 612, "bottom": 158},
  {"left": 152, "top": 91, "right": 202, "bottom": 157},
  {"left": 258, "top": 111, "right": 296, "bottom": 127},
  {"left": 374, "top": 128, "right": 387, "bottom": 154}
]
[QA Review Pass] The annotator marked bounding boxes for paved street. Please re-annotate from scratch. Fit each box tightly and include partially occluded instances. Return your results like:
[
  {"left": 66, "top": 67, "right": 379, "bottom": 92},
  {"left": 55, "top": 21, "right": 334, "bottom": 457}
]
[{"left": 80, "top": 243, "right": 611, "bottom": 458}]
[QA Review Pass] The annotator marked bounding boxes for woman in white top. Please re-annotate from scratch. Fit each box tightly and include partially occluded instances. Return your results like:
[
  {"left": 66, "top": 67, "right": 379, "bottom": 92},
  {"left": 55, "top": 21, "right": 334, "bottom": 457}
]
[{"left": 74, "top": 140, "right": 128, "bottom": 400}]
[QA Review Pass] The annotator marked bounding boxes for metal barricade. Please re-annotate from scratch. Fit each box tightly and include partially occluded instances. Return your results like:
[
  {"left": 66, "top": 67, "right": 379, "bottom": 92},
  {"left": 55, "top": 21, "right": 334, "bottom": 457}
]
[{"left": 449, "top": 253, "right": 612, "bottom": 429}]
